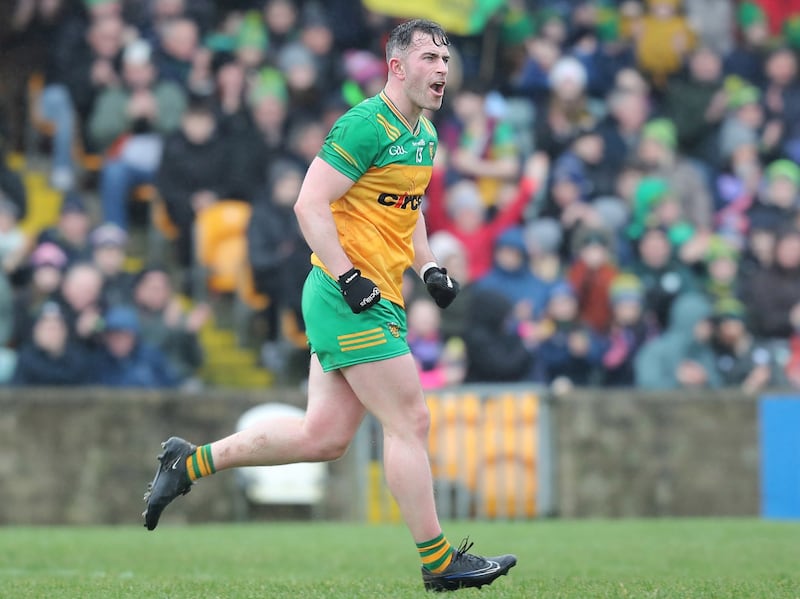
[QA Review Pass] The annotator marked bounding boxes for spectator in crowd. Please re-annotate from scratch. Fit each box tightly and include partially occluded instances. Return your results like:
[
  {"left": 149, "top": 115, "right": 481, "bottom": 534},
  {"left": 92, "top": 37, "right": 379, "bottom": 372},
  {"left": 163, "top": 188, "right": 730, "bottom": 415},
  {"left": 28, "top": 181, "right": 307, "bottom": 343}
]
[
  {"left": 89, "top": 38, "right": 187, "bottom": 230},
  {"left": 90, "top": 222, "right": 134, "bottom": 307},
  {"left": 95, "top": 304, "right": 182, "bottom": 388},
  {"left": 132, "top": 266, "right": 208, "bottom": 385},
  {"left": 699, "top": 235, "right": 741, "bottom": 305},
  {"left": 711, "top": 297, "right": 782, "bottom": 393},
  {"left": 741, "top": 226, "right": 800, "bottom": 341},
  {"left": 55, "top": 261, "right": 105, "bottom": 348},
  {"left": 635, "top": 291, "right": 719, "bottom": 390},
  {"left": 596, "top": 86, "right": 651, "bottom": 185},
  {"left": 635, "top": 118, "right": 714, "bottom": 233},
  {"left": 663, "top": 45, "right": 728, "bottom": 166},
  {"left": 724, "top": 1, "right": 771, "bottom": 87},
  {"left": 631, "top": 225, "right": 697, "bottom": 329},
  {"left": 246, "top": 159, "right": 309, "bottom": 368},
  {"left": 474, "top": 226, "right": 540, "bottom": 321},
  {"left": 522, "top": 218, "right": 568, "bottom": 319},
  {"left": 227, "top": 68, "right": 290, "bottom": 202},
  {"left": 406, "top": 296, "right": 465, "bottom": 390},
  {"left": 684, "top": 0, "right": 734, "bottom": 56},
  {"left": 11, "top": 242, "right": 68, "bottom": 346},
  {"left": 151, "top": 16, "right": 202, "bottom": 92},
  {"left": 37, "top": 12, "right": 126, "bottom": 190},
  {"left": 12, "top": 300, "right": 93, "bottom": 386},
  {"left": 529, "top": 281, "right": 607, "bottom": 391},
  {"left": 439, "top": 80, "right": 521, "bottom": 208},
  {"left": 463, "top": 288, "right": 533, "bottom": 383},
  {"left": 261, "top": 0, "right": 301, "bottom": 62},
  {"left": 156, "top": 98, "right": 231, "bottom": 266},
  {"left": 632, "top": 0, "right": 696, "bottom": 90},
  {"left": 761, "top": 47, "right": 800, "bottom": 163},
  {"left": 534, "top": 56, "right": 598, "bottom": 161},
  {"left": 746, "top": 159, "right": 800, "bottom": 235},
  {"left": 567, "top": 225, "right": 619, "bottom": 334},
  {"left": 277, "top": 41, "right": 326, "bottom": 125},
  {"left": 427, "top": 151, "right": 548, "bottom": 280},
  {"left": 602, "top": 272, "right": 657, "bottom": 387},
  {"left": 425, "top": 230, "right": 472, "bottom": 343},
  {"left": 36, "top": 192, "right": 93, "bottom": 267}
]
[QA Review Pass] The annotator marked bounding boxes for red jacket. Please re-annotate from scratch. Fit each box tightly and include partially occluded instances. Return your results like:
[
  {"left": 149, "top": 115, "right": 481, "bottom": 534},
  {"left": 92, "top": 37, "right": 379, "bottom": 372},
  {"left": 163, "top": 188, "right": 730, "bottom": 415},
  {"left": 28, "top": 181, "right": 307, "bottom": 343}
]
[
  {"left": 567, "top": 259, "right": 618, "bottom": 334},
  {"left": 425, "top": 169, "right": 536, "bottom": 281}
]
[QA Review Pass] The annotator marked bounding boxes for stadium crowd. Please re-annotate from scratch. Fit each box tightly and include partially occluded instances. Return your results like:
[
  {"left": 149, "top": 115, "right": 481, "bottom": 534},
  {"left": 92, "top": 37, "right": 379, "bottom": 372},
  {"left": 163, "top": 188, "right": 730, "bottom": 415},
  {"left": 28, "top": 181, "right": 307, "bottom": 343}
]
[{"left": 2, "top": 0, "right": 800, "bottom": 393}]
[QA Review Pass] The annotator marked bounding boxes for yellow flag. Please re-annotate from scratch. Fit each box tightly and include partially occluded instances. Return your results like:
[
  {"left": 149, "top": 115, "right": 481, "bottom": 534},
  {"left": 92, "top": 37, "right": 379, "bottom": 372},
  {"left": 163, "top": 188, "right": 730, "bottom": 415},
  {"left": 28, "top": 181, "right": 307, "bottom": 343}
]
[{"left": 362, "top": 0, "right": 506, "bottom": 35}]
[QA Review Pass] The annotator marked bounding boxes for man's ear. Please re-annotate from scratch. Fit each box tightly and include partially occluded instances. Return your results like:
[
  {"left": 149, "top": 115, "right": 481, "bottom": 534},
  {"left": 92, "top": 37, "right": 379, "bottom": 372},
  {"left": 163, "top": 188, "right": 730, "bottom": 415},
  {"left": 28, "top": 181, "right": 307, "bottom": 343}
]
[{"left": 388, "top": 57, "right": 405, "bottom": 80}]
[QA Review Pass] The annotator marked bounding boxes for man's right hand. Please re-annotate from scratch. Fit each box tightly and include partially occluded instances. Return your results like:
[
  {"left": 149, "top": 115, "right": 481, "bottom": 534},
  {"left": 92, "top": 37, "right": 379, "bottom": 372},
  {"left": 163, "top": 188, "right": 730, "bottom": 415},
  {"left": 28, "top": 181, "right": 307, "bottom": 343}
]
[{"left": 338, "top": 268, "right": 381, "bottom": 314}]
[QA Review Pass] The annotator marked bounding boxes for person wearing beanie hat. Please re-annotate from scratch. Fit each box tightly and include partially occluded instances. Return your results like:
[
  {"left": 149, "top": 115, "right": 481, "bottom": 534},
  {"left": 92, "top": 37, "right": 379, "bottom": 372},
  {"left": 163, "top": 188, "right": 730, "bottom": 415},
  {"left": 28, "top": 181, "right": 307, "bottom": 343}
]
[
  {"left": 532, "top": 277, "right": 607, "bottom": 389},
  {"left": 602, "top": 271, "right": 657, "bottom": 386},
  {"left": 91, "top": 223, "right": 134, "bottom": 307},
  {"left": 235, "top": 10, "right": 268, "bottom": 69},
  {"left": 702, "top": 235, "right": 742, "bottom": 305},
  {"left": 568, "top": 224, "right": 619, "bottom": 333},
  {"left": 95, "top": 304, "right": 181, "bottom": 388},
  {"left": 36, "top": 191, "right": 92, "bottom": 267},
  {"left": 12, "top": 300, "right": 94, "bottom": 386},
  {"left": 711, "top": 296, "right": 780, "bottom": 392},
  {"left": 631, "top": 226, "right": 698, "bottom": 330},
  {"left": 747, "top": 159, "right": 800, "bottom": 234},
  {"left": 635, "top": 115, "right": 714, "bottom": 234}
]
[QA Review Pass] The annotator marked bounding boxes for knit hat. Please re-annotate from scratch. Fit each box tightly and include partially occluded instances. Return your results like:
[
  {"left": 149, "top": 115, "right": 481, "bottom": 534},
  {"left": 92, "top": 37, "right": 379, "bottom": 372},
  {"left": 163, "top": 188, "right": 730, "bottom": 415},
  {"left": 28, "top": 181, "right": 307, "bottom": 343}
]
[
  {"left": 737, "top": 1, "right": 766, "bottom": 28},
  {"left": 548, "top": 281, "right": 575, "bottom": 301},
  {"left": 705, "top": 235, "right": 740, "bottom": 263},
  {"left": 641, "top": 118, "right": 677, "bottom": 150},
  {"left": 104, "top": 305, "right": 140, "bottom": 334},
  {"left": 501, "top": 8, "right": 536, "bottom": 45},
  {"left": 766, "top": 159, "right": 800, "bottom": 187},
  {"left": 29, "top": 242, "right": 68, "bottom": 270},
  {"left": 91, "top": 223, "right": 128, "bottom": 249},
  {"left": 236, "top": 11, "right": 268, "bottom": 51},
  {"left": 610, "top": 273, "right": 644, "bottom": 304},
  {"left": 249, "top": 68, "right": 288, "bottom": 105},
  {"left": 784, "top": 15, "right": 800, "bottom": 50},
  {"left": 595, "top": 6, "right": 621, "bottom": 42},
  {"left": 712, "top": 297, "right": 746, "bottom": 321},
  {"left": 549, "top": 56, "right": 587, "bottom": 90},
  {"left": 523, "top": 218, "right": 562, "bottom": 255},
  {"left": 60, "top": 191, "right": 88, "bottom": 215}
]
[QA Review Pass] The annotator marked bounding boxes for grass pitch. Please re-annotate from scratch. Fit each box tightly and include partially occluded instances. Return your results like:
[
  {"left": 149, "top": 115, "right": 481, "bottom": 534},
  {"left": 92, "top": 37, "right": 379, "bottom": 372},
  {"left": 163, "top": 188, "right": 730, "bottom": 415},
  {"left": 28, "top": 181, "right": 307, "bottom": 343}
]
[{"left": 0, "top": 519, "right": 798, "bottom": 598}]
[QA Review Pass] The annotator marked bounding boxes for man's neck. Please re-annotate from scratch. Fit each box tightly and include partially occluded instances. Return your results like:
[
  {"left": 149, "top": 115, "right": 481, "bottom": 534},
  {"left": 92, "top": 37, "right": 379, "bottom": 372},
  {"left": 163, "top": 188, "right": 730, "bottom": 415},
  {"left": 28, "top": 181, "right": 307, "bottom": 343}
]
[{"left": 382, "top": 84, "right": 421, "bottom": 130}]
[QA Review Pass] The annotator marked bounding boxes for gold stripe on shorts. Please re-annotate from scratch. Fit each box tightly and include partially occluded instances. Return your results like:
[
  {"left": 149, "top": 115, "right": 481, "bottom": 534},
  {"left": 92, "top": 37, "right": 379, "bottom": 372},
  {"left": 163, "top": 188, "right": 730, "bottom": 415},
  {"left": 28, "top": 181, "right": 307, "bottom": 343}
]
[{"left": 338, "top": 327, "right": 387, "bottom": 352}]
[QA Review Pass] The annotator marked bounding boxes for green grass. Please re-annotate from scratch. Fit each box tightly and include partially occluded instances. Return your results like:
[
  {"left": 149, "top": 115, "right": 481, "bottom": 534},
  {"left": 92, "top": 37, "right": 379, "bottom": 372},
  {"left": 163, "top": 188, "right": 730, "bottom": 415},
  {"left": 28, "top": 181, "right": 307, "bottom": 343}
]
[{"left": 0, "top": 519, "right": 798, "bottom": 598}]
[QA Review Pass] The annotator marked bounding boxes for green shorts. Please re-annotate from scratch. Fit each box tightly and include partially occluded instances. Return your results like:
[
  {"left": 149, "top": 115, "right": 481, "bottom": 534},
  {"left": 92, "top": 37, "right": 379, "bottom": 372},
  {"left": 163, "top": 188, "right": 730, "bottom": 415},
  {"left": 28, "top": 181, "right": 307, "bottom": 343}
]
[{"left": 301, "top": 266, "right": 410, "bottom": 372}]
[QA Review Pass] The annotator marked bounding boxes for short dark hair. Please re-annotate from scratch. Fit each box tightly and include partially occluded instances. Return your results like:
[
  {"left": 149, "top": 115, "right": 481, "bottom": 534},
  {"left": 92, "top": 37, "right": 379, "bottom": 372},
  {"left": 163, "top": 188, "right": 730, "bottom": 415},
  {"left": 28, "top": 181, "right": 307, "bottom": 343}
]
[{"left": 385, "top": 19, "right": 449, "bottom": 62}]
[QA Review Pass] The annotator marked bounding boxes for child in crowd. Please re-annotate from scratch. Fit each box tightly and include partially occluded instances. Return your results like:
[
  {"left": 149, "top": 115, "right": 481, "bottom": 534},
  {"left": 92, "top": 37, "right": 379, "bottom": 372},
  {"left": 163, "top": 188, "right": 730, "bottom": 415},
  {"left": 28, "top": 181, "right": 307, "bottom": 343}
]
[
  {"left": 406, "top": 297, "right": 465, "bottom": 390},
  {"left": 526, "top": 282, "right": 607, "bottom": 391},
  {"left": 602, "top": 273, "right": 658, "bottom": 386}
]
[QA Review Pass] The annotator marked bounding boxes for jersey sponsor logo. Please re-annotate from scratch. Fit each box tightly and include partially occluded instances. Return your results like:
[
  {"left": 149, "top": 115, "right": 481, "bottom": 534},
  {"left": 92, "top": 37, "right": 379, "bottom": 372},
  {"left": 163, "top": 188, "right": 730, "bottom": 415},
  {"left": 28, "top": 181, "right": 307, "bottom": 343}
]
[
  {"left": 388, "top": 145, "right": 407, "bottom": 156},
  {"left": 377, "top": 193, "right": 423, "bottom": 210}
]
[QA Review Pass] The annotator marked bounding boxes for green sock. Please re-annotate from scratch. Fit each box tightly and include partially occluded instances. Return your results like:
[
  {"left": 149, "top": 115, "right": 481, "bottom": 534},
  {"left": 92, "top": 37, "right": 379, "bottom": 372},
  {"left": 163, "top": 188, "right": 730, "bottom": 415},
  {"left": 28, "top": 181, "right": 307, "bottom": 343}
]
[
  {"left": 417, "top": 533, "right": 454, "bottom": 573},
  {"left": 186, "top": 444, "right": 216, "bottom": 482}
]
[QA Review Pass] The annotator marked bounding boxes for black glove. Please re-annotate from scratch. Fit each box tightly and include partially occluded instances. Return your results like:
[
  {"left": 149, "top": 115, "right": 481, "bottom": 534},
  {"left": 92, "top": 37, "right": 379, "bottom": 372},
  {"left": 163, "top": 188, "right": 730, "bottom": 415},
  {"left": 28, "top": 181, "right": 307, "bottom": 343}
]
[
  {"left": 424, "top": 266, "right": 460, "bottom": 308},
  {"left": 338, "top": 268, "right": 381, "bottom": 314}
]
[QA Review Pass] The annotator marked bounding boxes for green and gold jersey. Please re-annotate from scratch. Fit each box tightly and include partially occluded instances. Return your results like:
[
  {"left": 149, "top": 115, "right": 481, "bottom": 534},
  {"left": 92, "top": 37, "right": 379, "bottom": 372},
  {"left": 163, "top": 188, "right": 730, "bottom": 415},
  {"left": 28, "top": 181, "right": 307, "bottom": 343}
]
[{"left": 314, "top": 91, "right": 438, "bottom": 307}]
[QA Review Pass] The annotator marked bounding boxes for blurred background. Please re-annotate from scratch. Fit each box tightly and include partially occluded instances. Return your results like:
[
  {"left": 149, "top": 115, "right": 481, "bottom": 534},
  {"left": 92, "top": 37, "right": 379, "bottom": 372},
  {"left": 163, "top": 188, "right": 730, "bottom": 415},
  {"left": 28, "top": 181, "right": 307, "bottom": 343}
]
[{"left": 0, "top": 0, "right": 798, "bottom": 526}]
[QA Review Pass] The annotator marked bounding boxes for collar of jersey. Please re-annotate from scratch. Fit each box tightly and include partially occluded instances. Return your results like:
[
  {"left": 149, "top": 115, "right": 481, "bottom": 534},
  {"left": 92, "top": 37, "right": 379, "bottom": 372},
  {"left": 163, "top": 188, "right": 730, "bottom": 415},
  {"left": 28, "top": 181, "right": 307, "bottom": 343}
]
[{"left": 379, "top": 91, "right": 421, "bottom": 136}]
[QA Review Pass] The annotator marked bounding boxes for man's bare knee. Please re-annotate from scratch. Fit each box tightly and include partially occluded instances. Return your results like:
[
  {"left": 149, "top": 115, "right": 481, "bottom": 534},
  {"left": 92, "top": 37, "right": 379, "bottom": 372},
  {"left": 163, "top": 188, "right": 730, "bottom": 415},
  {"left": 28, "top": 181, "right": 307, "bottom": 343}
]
[{"left": 305, "top": 433, "right": 351, "bottom": 462}]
